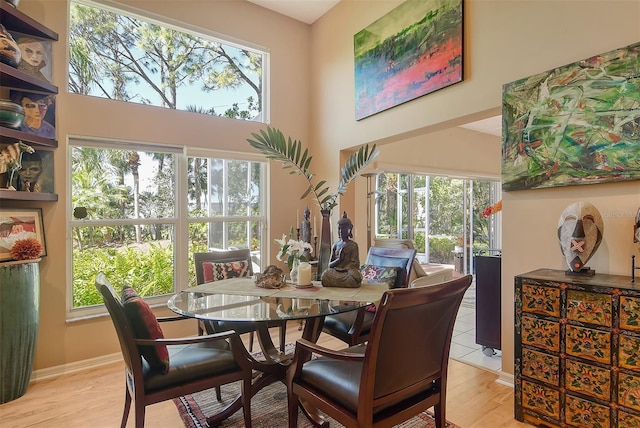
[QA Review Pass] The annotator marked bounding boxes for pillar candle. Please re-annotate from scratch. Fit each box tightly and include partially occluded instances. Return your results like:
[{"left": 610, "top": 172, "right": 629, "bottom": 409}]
[
  {"left": 313, "top": 216, "right": 317, "bottom": 236},
  {"left": 297, "top": 262, "right": 312, "bottom": 286},
  {"left": 297, "top": 209, "right": 300, "bottom": 226}
]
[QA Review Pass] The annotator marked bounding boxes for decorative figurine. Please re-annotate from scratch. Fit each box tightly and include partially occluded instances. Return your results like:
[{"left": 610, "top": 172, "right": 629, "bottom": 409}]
[
  {"left": 557, "top": 201, "right": 604, "bottom": 275},
  {"left": 321, "top": 212, "right": 362, "bottom": 288},
  {"left": 300, "top": 207, "right": 312, "bottom": 260}
]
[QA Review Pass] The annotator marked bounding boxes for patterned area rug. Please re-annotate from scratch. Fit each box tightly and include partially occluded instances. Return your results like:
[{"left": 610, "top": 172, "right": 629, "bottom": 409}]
[{"left": 174, "top": 373, "right": 460, "bottom": 428}]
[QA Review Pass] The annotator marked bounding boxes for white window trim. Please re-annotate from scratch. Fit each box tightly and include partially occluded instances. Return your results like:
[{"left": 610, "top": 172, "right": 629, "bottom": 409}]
[{"left": 66, "top": 138, "right": 268, "bottom": 321}]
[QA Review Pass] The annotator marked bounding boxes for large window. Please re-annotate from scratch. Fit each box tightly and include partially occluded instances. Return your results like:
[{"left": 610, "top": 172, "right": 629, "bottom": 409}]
[
  {"left": 68, "top": 0, "right": 267, "bottom": 121},
  {"left": 68, "top": 140, "right": 266, "bottom": 317}
]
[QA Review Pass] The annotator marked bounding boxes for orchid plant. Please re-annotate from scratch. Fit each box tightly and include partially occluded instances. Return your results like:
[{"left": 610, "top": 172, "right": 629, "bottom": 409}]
[{"left": 275, "top": 234, "right": 312, "bottom": 269}]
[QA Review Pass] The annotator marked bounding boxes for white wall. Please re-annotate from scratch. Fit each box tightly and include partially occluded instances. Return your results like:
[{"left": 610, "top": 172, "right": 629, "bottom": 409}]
[{"left": 310, "top": 0, "right": 640, "bottom": 375}]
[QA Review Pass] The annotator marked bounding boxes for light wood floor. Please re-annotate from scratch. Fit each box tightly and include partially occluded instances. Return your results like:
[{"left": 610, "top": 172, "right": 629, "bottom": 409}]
[{"left": 0, "top": 323, "right": 528, "bottom": 428}]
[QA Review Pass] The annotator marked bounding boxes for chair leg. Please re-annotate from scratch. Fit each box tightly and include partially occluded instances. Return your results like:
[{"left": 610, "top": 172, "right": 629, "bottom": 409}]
[
  {"left": 134, "top": 401, "right": 146, "bottom": 428},
  {"left": 434, "top": 401, "right": 445, "bottom": 428},
  {"left": 121, "top": 388, "right": 131, "bottom": 428},
  {"left": 248, "top": 331, "right": 254, "bottom": 352},
  {"left": 215, "top": 386, "right": 222, "bottom": 401},
  {"left": 287, "top": 387, "right": 299, "bottom": 428}
]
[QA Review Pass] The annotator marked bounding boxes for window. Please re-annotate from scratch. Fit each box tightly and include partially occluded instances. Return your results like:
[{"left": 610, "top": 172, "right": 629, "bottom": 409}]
[
  {"left": 68, "top": 139, "right": 266, "bottom": 318},
  {"left": 374, "top": 172, "right": 501, "bottom": 272},
  {"left": 68, "top": 1, "right": 268, "bottom": 121}
]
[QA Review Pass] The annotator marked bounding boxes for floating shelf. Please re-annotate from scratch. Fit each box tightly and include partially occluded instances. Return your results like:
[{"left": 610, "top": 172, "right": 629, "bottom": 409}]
[{"left": 0, "top": 189, "right": 58, "bottom": 201}]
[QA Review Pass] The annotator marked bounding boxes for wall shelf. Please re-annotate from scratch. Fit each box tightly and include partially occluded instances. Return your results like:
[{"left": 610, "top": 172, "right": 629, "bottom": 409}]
[
  {"left": 0, "top": 2, "right": 59, "bottom": 41},
  {"left": 0, "top": 189, "right": 57, "bottom": 201}
]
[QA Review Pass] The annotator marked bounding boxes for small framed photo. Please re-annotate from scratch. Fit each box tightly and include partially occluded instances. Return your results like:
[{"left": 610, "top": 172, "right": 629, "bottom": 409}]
[
  {"left": 9, "top": 31, "right": 53, "bottom": 82},
  {"left": 0, "top": 208, "right": 46, "bottom": 262},
  {"left": 9, "top": 90, "right": 56, "bottom": 140}
]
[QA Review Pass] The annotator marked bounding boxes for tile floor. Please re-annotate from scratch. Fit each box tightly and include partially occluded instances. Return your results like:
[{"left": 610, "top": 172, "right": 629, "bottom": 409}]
[{"left": 450, "top": 282, "right": 503, "bottom": 373}]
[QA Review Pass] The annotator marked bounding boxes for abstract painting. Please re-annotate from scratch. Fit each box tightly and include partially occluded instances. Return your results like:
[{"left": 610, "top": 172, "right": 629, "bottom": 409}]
[
  {"left": 502, "top": 42, "right": 640, "bottom": 191},
  {"left": 354, "top": 0, "right": 463, "bottom": 120}
]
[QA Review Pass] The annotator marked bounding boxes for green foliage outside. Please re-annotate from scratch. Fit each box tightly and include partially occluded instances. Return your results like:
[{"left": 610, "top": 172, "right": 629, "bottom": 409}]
[{"left": 73, "top": 244, "right": 174, "bottom": 307}]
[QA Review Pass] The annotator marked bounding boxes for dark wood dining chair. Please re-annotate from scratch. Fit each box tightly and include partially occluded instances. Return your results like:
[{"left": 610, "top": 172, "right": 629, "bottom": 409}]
[
  {"left": 194, "top": 249, "right": 287, "bottom": 352},
  {"left": 95, "top": 272, "right": 255, "bottom": 428},
  {"left": 321, "top": 246, "right": 417, "bottom": 345},
  {"left": 287, "top": 274, "right": 473, "bottom": 428}
]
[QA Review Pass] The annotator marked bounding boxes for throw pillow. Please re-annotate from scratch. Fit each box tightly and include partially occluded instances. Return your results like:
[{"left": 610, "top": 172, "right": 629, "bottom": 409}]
[
  {"left": 202, "top": 260, "right": 250, "bottom": 282},
  {"left": 121, "top": 286, "right": 170, "bottom": 374},
  {"left": 360, "top": 264, "right": 399, "bottom": 287}
]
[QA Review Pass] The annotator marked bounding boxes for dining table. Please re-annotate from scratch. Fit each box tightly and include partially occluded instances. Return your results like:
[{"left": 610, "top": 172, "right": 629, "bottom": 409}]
[{"left": 167, "top": 276, "right": 388, "bottom": 427}]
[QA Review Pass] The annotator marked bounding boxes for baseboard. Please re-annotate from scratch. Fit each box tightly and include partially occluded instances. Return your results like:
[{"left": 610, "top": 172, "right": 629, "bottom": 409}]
[
  {"left": 496, "top": 371, "right": 514, "bottom": 387},
  {"left": 31, "top": 352, "right": 122, "bottom": 382}
]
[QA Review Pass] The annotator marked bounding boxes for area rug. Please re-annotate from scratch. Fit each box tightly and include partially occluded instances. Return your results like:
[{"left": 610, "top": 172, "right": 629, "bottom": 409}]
[{"left": 174, "top": 378, "right": 460, "bottom": 428}]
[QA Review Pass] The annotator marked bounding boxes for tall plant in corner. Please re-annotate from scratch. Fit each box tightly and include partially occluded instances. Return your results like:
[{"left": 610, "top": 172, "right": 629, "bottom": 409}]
[{"left": 247, "top": 126, "right": 379, "bottom": 211}]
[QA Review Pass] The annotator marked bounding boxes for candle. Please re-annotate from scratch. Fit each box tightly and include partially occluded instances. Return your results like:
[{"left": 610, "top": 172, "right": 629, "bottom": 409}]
[
  {"left": 297, "top": 209, "right": 300, "bottom": 227},
  {"left": 313, "top": 216, "right": 317, "bottom": 236},
  {"left": 297, "top": 262, "right": 312, "bottom": 286}
]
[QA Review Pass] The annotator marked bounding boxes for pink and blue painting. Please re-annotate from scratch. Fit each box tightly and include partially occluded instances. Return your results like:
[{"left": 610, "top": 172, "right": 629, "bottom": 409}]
[
  {"left": 354, "top": 0, "right": 463, "bottom": 120},
  {"left": 502, "top": 42, "right": 640, "bottom": 191}
]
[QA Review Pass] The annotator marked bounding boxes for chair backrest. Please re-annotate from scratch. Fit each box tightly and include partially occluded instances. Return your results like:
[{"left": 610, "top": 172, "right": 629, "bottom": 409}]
[
  {"left": 360, "top": 274, "right": 473, "bottom": 410},
  {"left": 194, "top": 249, "right": 254, "bottom": 285},
  {"left": 365, "top": 247, "right": 417, "bottom": 288},
  {"left": 95, "top": 273, "right": 144, "bottom": 377}
]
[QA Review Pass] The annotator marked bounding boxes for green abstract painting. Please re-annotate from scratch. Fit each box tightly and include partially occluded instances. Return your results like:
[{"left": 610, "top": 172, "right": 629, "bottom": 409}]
[{"left": 502, "top": 42, "right": 640, "bottom": 191}]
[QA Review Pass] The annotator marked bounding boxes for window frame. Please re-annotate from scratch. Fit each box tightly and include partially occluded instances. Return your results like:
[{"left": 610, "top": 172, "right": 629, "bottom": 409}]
[
  {"left": 66, "top": 139, "right": 268, "bottom": 321},
  {"left": 69, "top": 0, "right": 271, "bottom": 123}
]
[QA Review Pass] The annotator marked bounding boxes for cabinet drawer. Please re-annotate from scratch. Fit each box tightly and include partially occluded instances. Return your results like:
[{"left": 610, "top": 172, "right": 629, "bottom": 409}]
[
  {"left": 522, "top": 283, "right": 561, "bottom": 317},
  {"left": 522, "top": 380, "right": 560, "bottom": 419},
  {"left": 620, "top": 335, "right": 640, "bottom": 372},
  {"left": 619, "top": 372, "right": 640, "bottom": 412},
  {"left": 565, "top": 358, "right": 610, "bottom": 401},
  {"left": 522, "top": 348, "right": 559, "bottom": 386},
  {"left": 619, "top": 411, "right": 640, "bottom": 428},
  {"left": 565, "top": 394, "right": 610, "bottom": 428},
  {"left": 522, "top": 316, "right": 560, "bottom": 352},
  {"left": 621, "top": 297, "right": 640, "bottom": 331},
  {"left": 566, "top": 290, "right": 612, "bottom": 327},
  {"left": 566, "top": 325, "right": 611, "bottom": 364}
]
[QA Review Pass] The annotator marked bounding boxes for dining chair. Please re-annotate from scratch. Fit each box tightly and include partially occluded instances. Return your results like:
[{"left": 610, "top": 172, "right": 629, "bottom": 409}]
[
  {"left": 95, "top": 272, "right": 254, "bottom": 428},
  {"left": 194, "top": 249, "right": 287, "bottom": 352},
  {"left": 321, "top": 246, "right": 416, "bottom": 345},
  {"left": 287, "top": 274, "right": 473, "bottom": 428}
]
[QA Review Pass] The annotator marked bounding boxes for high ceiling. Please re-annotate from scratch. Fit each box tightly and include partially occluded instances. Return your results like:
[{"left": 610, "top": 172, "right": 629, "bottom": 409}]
[
  {"left": 247, "top": 0, "right": 341, "bottom": 24},
  {"left": 247, "top": 0, "right": 502, "bottom": 138}
]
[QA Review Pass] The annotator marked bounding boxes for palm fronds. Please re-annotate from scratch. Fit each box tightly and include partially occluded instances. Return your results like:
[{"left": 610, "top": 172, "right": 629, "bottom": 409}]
[{"left": 247, "top": 126, "right": 379, "bottom": 210}]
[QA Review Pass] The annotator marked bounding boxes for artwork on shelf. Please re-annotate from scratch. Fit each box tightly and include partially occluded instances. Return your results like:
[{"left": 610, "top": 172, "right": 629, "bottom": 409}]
[
  {"left": 502, "top": 41, "right": 640, "bottom": 191},
  {"left": 353, "top": 0, "right": 463, "bottom": 120},
  {"left": 557, "top": 201, "right": 603, "bottom": 275},
  {"left": 9, "top": 31, "right": 53, "bottom": 82},
  {"left": 7, "top": 149, "right": 54, "bottom": 193},
  {"left": 0, "top": 208, "right": 46, "bottom": 262},
  {"left": 9, "top": 90, "right": 56, "bottom": 139}
]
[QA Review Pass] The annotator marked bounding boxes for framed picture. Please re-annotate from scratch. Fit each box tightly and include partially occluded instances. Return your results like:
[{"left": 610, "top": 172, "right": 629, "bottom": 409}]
[
  {"left": 502, "top": 41, "right": 640, "bottom": 191},
  {"left": 0, "top": 208, "right": 46, "bottom": 262},
  {"left": 9, "top": 31, "right": 53, "bottom": 82},
  {"left": 9, "top": 90, "right": 56, "bottom": 140},
  {"left": 354, "top": 0, "right": 463, "bottom": 120},
  {"left": 8, "top": 149, "right": 54, "bottom": 193}
]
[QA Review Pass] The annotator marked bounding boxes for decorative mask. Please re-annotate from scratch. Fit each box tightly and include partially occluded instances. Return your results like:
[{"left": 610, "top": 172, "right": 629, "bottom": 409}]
[{"left": 557, "top": 202, "right": 604, "bottom": 272}]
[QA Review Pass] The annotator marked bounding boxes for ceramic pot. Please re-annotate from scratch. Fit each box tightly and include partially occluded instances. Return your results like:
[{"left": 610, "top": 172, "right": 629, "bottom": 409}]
[
  {"left": 0, "top": 99, "right": 25, "bottom": 128},
  {"left": 0, "top": 24, "right": 21, "bottom": 67},
  {"left": 0, "top": 259, "right": 40, "bottom": 403}
]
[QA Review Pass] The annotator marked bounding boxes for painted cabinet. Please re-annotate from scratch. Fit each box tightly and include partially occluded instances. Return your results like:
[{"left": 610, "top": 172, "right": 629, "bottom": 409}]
[{"left": 515, "top": 268, "right": 640, "bottom": 428}]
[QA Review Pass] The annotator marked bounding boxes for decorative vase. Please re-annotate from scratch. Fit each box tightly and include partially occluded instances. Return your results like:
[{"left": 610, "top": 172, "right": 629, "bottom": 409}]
[
  {"left": 0, "top": 259, "right": 40, "bottom": 404},
  {"left": 290, "top": 257, "right": 300, "bottom": 283},
  {"left": 316, "top": 209, "right": 332, "bottom": 280}
]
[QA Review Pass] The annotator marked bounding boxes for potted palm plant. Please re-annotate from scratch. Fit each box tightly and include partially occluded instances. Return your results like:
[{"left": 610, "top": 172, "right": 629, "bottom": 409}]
[{"left": 247, "top": 126, "right": 379, "bottom": 277}]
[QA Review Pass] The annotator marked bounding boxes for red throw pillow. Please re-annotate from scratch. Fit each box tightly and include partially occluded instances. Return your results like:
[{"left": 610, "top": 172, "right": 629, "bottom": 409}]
[
  {"left": 202, "top": 260, "right": 250, "bottom": 282},
  {"left": 121, "top": 287, "right": 170, "bottom": 374}
]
